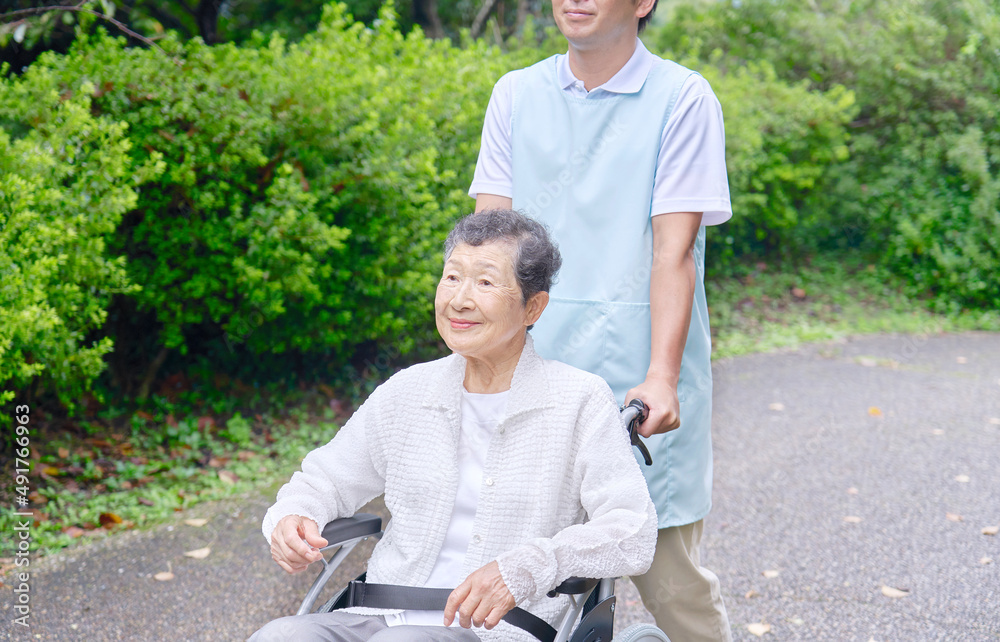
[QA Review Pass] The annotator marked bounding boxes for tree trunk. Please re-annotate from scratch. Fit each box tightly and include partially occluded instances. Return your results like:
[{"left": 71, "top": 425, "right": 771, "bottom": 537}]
[
  {"left": 413, "top": 0, "right": 445, "bottom": 39},
  {"left": 196, "top": 0, "right": 222, "bottom": 44},
  {"left": 471, "top": 0, "right": 500, "bottom": 38}
]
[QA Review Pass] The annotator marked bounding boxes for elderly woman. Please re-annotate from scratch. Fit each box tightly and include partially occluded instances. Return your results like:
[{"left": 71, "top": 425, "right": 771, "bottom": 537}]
[{"left": 250, "top": 209, "right": 656, "bottom": 642}]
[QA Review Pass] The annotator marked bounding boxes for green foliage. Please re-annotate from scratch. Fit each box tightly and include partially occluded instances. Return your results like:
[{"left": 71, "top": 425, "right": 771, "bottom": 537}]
[
  {"left": 0, "top": 74, "right": 161, "bottom": 410},
  {"left": 1, "top": 3, "right": 542, "bottom": 411},
  {"left": 682, "top": 52, "right": 856, "bottom": 265},
  {"left": 652, "top": 0, "right": 1000, "bottom": 309}
]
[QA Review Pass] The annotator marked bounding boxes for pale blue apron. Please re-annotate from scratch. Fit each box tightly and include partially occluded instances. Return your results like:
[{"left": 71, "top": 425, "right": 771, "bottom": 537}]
[{"left": 511, "top": 55, "right": 714, "bottom": 528}]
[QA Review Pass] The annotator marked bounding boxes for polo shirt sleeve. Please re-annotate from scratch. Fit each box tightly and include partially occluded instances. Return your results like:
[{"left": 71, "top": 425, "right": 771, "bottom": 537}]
[
  {"left": 652, "top": 74, "right": 732, "bottom": 226},
  {"left": 469, "top": 71, "right": 517, "bottom": 200}
]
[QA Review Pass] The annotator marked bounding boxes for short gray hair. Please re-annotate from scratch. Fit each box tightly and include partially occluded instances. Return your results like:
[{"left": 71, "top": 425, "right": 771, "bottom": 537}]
[{"left": 444, "top": 209, "right": 562, "bottom": 303}]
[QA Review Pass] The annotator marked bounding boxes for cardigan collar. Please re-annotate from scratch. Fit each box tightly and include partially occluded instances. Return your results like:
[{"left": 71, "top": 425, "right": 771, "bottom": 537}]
[{"left": 423, "top": 334, "right": 554, "bottom": 419}]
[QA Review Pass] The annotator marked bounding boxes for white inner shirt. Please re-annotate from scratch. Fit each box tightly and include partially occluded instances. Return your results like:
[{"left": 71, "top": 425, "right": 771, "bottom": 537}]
[
  {"left": 384, "top": 387, "right": 509, "bottom": 627},
  {"left": 469, "top": 37, "right": 733, "bottom": 226}
]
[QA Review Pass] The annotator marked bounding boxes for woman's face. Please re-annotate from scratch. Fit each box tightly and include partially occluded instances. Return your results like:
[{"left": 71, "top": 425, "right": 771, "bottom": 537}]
[{"left": 435, "top": 241, "right": 542, "bottom": 364}]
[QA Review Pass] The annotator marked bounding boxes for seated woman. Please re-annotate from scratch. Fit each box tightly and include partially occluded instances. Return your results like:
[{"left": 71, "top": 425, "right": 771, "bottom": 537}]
[{"left": 250, "top": 209, "right": 656, "bottom": 642}]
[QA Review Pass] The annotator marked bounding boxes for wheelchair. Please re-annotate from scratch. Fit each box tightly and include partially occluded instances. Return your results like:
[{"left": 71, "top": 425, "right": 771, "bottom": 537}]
[{"left": 290, "top": 400, "right": 670, "bottom": 642}]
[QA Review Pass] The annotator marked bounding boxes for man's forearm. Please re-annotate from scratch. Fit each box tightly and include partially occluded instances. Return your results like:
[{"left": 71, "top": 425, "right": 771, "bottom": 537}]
[
  {"left": 648, "top": 250, "right": 696, "bottom": 386},
  {"left": 647, "top": 213, "right": 702, "bottom": 386}
]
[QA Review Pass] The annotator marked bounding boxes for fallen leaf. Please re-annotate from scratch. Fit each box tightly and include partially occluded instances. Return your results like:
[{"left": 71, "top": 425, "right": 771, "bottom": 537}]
[
  {"left": 956, "top": 356, "right": 967, "bottom": 364},
  {"left": 762, "top": 569, "right": 780, "bottom": 578},
  {"left": 184, "top": 547, "right": 211, "bottom": 559},
  {"left": 791, "top": 287, "right": 806, "bottom": 299},
  {"left": 844, "top": 516, "right": 863, "bottom": 523},
  {"left": 99, "top": 512, "right": 123, "bottom": 529},
  {"left": 197, "top": 416, "right": 215, "bottom": 430},
  {"left": 946, "top": 513, "right": 963, "bottom": 522},
  {"left": 153, "top": 572, "right": 174, "bottom": 581},
  {"left": 745, "top": 589, "right": 760, "bottom": 599},
  {"left": 982, "top": 525, "right": 999, "bottom": 536},
  {"left": 184, "top": 518, "right": 208, "bottom": 527},
  {"left": 58, "top": 447, "right": 70, "bottom": 458},
  {"left": 42, "top": 466, "right": 61, "bottom": 476},
  {"left": 747, "top": 622, "right": 771, "bottom": 637},
  {"left": 955, "top": 475, "right": 970, "bottom": 483},
  {"left": 63, "top": 526, "right": 85, "bottom": 538},
  {"left": 847, "top": 487, "right": 859, "bottom": 495},
  {"left": 868, "top": 406, "right": 883, "bottom": 417},
  {"left": 858, "top": 357, "right": 878, "bottom": 367},
  {"left": 981, "top": 557, "right": 994, "bottom": 565},
  {"left": 207, "top": 457, "right": 225, "bottom": 468},
  {"left": 768, "top": 403, "right": 785, "bottom": 411},
  {"left": 881, "top": 585, "right": 910, "bottom": 598},
  {"left": 218, "top": 470, "right": 238, "bottom": 485},
  {"left": 989, "top": 418, "right": 1000, "bottom": 426},
  {"left": 932, "top": 429, "right": 945, "bottom": 436},
  {"left": 138, "top": 497, "right": 154, "bottom": 507}
]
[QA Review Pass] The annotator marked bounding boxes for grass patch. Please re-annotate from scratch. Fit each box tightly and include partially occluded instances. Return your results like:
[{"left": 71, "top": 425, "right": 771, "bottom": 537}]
[
  {"left": 707, "top": 253, "right": 1000, "bottom": 358},
  {"left": 0, "top": 408, "right": 337, "bottom": 560}
]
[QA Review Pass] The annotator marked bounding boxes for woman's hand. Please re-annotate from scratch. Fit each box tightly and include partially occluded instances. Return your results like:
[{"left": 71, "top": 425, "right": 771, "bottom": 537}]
[
  {"left": 269, "top": 515, "right": 328, "bottom": 574},
  {"left": 444, "top": 561, "right": 516, "bottom": 630}
]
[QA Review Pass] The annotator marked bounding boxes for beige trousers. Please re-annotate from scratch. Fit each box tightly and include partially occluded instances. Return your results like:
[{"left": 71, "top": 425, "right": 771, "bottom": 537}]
[{"left": 630, "top": 520, "right": 733, "bottom": 642}]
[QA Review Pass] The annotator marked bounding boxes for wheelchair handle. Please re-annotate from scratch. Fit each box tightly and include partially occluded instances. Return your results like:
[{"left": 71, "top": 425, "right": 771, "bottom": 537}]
[{"left": 622, "top": 399, "right": 653, "bottom": 466}]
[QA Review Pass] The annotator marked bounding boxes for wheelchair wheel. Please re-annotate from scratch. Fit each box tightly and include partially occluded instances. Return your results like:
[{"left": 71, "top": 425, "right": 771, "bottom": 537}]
[{"left": 612, "top": 623, "right": 670, "bottom": 641}]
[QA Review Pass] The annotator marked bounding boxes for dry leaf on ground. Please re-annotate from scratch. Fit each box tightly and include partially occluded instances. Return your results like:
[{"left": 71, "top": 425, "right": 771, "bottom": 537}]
[
  {"left": 99, "top": 512, "right": 123, "bottom": 529},
  {"left": 747, "top": 622, "right": 771, "bottom": 637},
  {"left": 153, "top": 572, "right": 174, "bottom": 581},
  {"left": 184, "top": 518, "right": 209, "bottom": 527},
  {"left": 982, "top": 525, "right": 999, "bottom": 536},
  {"left": 955, "top": 475, "right": 970, "bottom": 483},
  {"left": 989, "top": 418, "right": 1000, "bottom": 426},
  {"left": 762, "top": 570, "right": 780, "bottom": 578},
  {"left": 184, "top": 547, "right": 211, "bottom": 559},
  {"left": 946, "top": 513, "right": 963, "bottom": 522},
  {"left": 847, "top": 487, "right": 859, "bottom": 495},
  {"left": 745, "top": 589, "right": 760, "bottom": 599},
  {"left": 768, "top": 402, "right": 785, "bottom": 411},
  {"left": 844, "top": 516, "right": 863, "bottom": 523},
  {"left": 218, "top": 470, "right": 238, "bottom": 484},
  {"left": 868, "top": 406, "right": 883, "bottom": 417},
  {"left": 881, "top": 585, "right": 910, "bottom": 598}
]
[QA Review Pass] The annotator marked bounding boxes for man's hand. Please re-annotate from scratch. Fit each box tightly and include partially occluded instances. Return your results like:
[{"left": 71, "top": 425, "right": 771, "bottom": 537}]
[
  {"left": 626, "top": 376, "right": 681, "bottom": 437},
  {"left": 444, "top": 561, "right": 516, "bottom": 630},
  {"left": 269, "top": 515, "right": 328, "bottom": 574}
]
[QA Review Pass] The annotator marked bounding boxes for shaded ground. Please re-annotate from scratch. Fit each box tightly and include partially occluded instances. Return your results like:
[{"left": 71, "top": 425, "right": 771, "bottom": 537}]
[{"left": 2, "top": 332, "right": 997, "bottom": 641}]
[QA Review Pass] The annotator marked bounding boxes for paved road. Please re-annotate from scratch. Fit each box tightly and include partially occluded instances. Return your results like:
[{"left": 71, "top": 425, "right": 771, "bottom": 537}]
[{"left": 2, "top": 332, "right": 997, "bottom": 641}]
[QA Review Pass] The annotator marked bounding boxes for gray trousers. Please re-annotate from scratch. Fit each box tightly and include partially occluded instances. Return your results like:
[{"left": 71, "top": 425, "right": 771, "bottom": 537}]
[{"left": 248, "top": 611, "right": 481, "bottom": 642}]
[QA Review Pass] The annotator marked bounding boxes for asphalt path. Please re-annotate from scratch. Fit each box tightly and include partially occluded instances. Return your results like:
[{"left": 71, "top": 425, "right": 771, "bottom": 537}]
[{"left": 1, "top": 332, "right": 997, "bottom": 641}]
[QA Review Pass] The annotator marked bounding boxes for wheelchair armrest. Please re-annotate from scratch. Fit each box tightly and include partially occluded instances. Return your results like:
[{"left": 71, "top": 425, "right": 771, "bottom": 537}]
[
  {"left": 547, "top": 576, "right": 600, "bottom": 598},
  {"left": 320, "top": 513, "right": 382, "bottom": 548}
]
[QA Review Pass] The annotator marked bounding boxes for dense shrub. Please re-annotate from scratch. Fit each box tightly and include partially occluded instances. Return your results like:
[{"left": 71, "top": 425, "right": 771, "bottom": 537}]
[
  {"left": 0, "top": 75, "right": 161, "bottom": 409},
  {"left": 652, "top": 0, "right": 1000, "bottom": 307}
]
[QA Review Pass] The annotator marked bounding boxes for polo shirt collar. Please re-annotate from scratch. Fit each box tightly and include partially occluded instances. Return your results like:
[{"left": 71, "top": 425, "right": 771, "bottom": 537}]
[{"left": 556, "top": 37, "right": 655, "bottom": 95}]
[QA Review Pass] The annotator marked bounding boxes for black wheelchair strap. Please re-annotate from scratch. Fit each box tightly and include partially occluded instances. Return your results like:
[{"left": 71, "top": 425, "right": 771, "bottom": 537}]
[{"left": 345, "top": 580, "right": 557, "bottom": 642}]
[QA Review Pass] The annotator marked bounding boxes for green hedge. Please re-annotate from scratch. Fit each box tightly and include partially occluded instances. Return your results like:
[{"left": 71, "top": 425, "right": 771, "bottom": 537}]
[
  {"left": 1, "top": 3, "right": 860, "bottom": 410},
  {"left": 0, "top": 75, "right": 161, "bottom": 410}
]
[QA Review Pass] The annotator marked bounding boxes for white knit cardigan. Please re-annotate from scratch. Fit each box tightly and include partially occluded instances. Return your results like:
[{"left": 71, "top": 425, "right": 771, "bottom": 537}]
[{"left": 262, "top": 336, "right": 657, "bottom": 641}]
